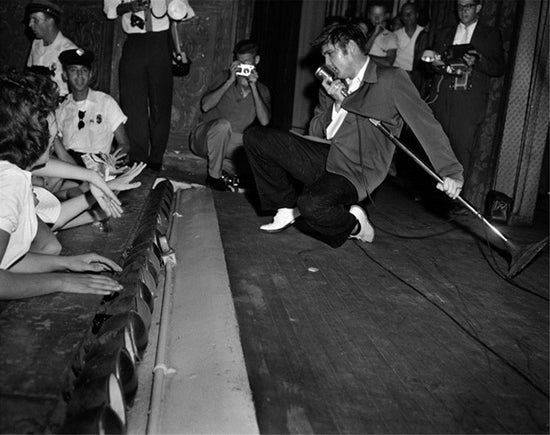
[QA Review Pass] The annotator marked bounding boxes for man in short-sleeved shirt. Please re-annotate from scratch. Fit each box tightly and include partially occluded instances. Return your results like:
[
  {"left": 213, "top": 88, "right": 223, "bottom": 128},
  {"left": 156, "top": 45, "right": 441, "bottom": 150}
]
[
  {"left": 367, "top": 3, "right": 398, "bottom": 66},
  {"left": 54, "top": 49, "right": 130, "bottom": 165},
  {"left": 190, "top": 40, "right": 271, "bottom": 191},
  {"left": 56, "top": 88, "right": 128, "bottom": 155},
  {"left": 26, "top": 0, "right": 77, "bottom": 97}
]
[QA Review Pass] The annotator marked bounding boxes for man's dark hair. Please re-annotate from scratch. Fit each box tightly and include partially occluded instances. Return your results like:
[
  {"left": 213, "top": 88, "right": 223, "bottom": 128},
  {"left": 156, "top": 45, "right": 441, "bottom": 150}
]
[
  {"left": 234, "top": 40, "right": 259, "bottom": 57},
  {"left": 400, "top": 2, "right": 418, "bottom": 13},
  {"left": 368, "top": 2, "right": 389, "bottom": 13},
  {"left": 0, "top": 70, "right": 59, "bottom": 169},
  {"left": 313, "top": 23, "right": 368, "bottom": 55}
]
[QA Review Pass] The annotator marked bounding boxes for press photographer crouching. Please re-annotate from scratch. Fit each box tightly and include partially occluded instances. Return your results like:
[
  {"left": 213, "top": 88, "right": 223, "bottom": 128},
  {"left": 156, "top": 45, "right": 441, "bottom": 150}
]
[{"left": 189, "top": 39, "right": 271, "bottom": 192}]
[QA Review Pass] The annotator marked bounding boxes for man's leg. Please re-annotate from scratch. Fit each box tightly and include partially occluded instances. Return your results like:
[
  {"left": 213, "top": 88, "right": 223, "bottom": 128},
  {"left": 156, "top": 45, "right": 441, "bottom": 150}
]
[
  {"left": 191, "top": 119, "right": 233, "bottom": 179},
  {"left": 119, "top": 36, "right": 149, "bottom": 164},
  {"left": 243, "top": 126, "right": 329, "bottom": 211},
  {"left": 147, "top": 31, "right": 173, "bottom": 171},
  {"left": 224, "top": 131, "right": 244, "bottom": 176},
  {"left": 297, "top": 172, "right": 359, "bottom": 248}
]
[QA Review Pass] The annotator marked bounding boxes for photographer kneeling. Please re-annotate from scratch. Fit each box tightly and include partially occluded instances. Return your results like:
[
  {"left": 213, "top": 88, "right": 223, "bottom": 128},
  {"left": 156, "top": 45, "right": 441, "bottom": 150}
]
[{"left": 189, "top": 39, "right": 271, "bottom": 192}]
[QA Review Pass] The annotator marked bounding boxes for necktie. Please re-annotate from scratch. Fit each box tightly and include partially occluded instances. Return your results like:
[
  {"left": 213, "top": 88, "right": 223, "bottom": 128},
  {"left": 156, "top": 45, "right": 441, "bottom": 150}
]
[{"left": 461, "top": 25, "right": 469, "bottom": 44}]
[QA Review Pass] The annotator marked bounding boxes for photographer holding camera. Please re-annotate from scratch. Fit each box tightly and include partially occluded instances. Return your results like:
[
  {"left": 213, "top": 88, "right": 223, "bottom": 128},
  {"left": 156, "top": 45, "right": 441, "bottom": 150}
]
[
  {"left": 427, "top": 0, "right": 504, "bottom": 203},
  {"left": 190, "top": 40, "right": 271, "bottom": 191}
]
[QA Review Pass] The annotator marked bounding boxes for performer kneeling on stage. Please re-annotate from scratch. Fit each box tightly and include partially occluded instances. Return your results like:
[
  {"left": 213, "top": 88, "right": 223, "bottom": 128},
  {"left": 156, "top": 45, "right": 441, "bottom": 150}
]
[{"left": 243, "top": 22, "right": 464, "bottom": 247}]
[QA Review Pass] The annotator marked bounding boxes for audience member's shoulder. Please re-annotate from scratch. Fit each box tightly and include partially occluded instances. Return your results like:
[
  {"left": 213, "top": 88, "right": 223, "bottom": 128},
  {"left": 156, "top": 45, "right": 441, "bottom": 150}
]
[{"left": 0, "top": 161, "right": 28, "bottom": 181}]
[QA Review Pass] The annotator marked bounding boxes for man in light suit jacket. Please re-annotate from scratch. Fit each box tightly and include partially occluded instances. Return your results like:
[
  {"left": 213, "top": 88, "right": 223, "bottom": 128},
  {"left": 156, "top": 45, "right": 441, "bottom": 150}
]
[
  {"left": 428, "top": 0, "right": 505, "bottom": 197},
  {"left": 243, "top": 23, "right": 463, "bottom": 248}
]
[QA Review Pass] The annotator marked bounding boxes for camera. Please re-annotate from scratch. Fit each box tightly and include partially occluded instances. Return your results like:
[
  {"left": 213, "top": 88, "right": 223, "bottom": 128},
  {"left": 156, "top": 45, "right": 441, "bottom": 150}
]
[
  {"left": 422, "top": 44, "right": 476, "bottom": 76},
  {"left": 236, "top": 64, "right": 255, "bottom": 77},
  {"left": 422, "top": 44, "right": 477, "bottom": 90}
]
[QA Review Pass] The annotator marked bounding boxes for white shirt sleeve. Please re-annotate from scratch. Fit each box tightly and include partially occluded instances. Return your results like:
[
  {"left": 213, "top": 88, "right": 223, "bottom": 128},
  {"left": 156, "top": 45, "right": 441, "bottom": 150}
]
[
  {"left": 104, "top": 95, "right": 128, "bottom": 132},
  {"left": 103, "top": 0, "right": 120, "bottom": 19}
]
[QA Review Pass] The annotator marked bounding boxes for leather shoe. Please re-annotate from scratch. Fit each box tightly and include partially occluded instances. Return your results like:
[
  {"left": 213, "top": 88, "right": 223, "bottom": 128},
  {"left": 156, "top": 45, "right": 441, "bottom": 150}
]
[
  {"left": 260, "top": 208, "right": 300, "bottom": 233},
  {"left": 206, "top": 175, "right": 230, "bottom": 191},
  {"left": 349, "top": 205, "right": 374, "bottom": 243}
]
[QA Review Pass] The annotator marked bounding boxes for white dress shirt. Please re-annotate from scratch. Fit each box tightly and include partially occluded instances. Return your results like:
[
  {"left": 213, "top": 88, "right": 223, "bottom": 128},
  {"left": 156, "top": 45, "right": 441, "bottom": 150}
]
[
  {"left": 453, "top": 20, "right": 478, "bottom": 45},
  {"left": 326, "top": 58, "right": 370, "bottom": 140},
  {"left": 103, "top": 0, "right": 170, "bottom": 33}
]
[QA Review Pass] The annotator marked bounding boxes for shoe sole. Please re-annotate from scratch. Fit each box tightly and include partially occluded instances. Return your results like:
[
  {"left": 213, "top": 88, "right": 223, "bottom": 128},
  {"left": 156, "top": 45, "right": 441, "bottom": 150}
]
[
  {"left": 259, "top": 219, "right": 296, "bottom": 233},
  {"left": 349, "top": 205, "right": 375, "bottom": 243}
]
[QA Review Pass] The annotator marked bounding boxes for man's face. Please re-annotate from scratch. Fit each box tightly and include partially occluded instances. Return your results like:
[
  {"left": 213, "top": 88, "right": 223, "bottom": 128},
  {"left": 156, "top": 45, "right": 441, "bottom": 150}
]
[
  {"left": 368, "top": 6, "right": 387, "bottom": 26},
  {"left": 28, "top": 12, "right": 50, "bottom": 39},
  {"left": 64, "top": 65, "right": 91, "bottom": 92},
  {"left": 457, "top": 0, "right": 481, "bottom": 26},
  {"left": 400, "top": 5, "right": 418, "bottom": 27},
  {"left": 235, "top": 52, "right": 257, "bottom": 66},
  {"left": 322, "top": 42, "right": 354, "bottom": 79}
]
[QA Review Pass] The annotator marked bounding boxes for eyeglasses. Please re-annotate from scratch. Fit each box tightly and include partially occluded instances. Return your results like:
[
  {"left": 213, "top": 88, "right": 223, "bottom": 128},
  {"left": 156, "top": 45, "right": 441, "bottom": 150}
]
[
  {"left": 78, "top": 110, "right": 86, "bottom": 130},
  {"left": 457, "top": 3, "right": 477, "bottom": 11}
]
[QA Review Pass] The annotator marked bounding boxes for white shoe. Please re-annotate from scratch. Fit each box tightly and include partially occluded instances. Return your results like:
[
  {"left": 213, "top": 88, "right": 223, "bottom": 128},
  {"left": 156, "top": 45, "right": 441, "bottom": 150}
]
[
  {"left": 349, "top": 205, "right": 374, "bottom": 243},
  {"left": 260, "top": 208, "right": 300, "bottom": 233}
]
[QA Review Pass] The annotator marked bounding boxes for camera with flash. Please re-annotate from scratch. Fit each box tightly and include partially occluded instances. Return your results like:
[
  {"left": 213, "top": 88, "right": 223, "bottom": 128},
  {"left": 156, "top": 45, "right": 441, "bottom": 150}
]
[
  {"left": 422, "top": 44, "right": 477, "bottom": 91},
  {"left": 236, "top": 64, "right": 255, "bottom": 77}
]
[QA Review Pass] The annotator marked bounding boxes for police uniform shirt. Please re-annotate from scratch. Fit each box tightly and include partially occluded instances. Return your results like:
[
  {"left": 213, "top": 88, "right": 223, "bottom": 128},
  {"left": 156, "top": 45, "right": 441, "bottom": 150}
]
[
  {"left": 56, "top": 89, "right": 128, "bottom": 154},
  {"left": 103, "top": 0, "right": 170, "bottom": 33},
  {"left": 27, "top": 31, "right": 78, "bottom": 96}
]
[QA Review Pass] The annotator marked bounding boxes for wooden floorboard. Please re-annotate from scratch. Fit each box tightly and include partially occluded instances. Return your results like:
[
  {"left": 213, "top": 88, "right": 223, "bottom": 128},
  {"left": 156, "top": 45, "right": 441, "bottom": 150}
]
[{"left": 214, "top": 181, "right": 549, "bottom": 434}]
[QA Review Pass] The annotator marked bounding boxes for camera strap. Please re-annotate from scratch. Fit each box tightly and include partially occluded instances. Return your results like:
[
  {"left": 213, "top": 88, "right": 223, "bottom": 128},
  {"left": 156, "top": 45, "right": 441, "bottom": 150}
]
[{"left": 451, "top": 68, "right": 471, "bottom": 91}]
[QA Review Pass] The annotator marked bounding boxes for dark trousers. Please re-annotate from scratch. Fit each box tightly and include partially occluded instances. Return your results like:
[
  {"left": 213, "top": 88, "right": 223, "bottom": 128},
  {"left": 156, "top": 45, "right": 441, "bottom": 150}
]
[
  {"left": 119, "top": 31, "right": 173, "bottom": 167},
  {"left": 430, "top": 84, "right": 487, "bottom": 196},
  {"left": 243, "top": 126, "right": 359, "bottom": 248}
]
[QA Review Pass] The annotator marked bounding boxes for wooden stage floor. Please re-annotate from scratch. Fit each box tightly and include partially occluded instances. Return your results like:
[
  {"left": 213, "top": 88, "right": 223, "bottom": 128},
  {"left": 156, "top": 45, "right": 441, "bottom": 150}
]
[{"left": 208, "top": 179, "right": 548, "bottom": 434}]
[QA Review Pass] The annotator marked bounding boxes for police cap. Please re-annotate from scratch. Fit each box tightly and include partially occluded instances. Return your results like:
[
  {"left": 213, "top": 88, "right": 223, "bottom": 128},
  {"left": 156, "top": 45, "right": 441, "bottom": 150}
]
[
  {"left": 26, "top": 0, "right": 63, "bottom": 19},
  {"left": 59, "top": 49, "right": 94, "bottom": 68}
]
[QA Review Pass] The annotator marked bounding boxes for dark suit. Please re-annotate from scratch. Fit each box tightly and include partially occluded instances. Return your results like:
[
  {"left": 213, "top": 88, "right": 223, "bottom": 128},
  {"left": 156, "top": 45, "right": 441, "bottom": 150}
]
[
  {"left": 428, "top": 22, "right": 505, "bottom": 194},
  {"left": 243, "top": 60, "right": 462, "bottom": 247}
]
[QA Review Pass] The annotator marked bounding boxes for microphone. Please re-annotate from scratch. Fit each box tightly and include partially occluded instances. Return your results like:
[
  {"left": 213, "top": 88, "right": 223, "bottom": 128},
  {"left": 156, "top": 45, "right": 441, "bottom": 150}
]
[{"left": 315, "top": 65, "right": 348, "bottom": 97}]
